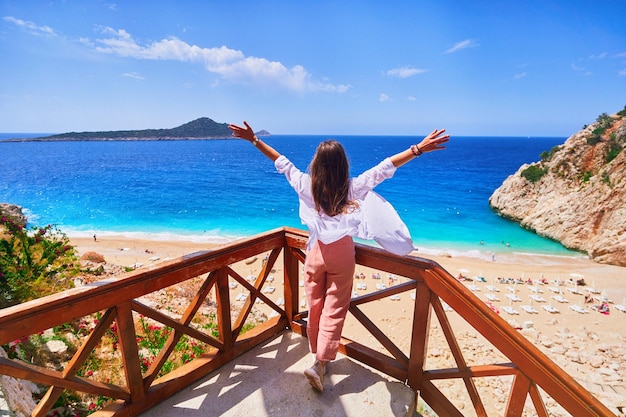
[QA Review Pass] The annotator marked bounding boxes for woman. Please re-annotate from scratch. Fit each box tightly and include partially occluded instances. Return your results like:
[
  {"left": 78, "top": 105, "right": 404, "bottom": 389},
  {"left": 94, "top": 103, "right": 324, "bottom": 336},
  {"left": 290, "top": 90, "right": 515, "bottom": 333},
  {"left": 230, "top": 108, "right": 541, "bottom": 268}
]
[{"left": 228, "top": 121, "right": 449, "bottom": 392}]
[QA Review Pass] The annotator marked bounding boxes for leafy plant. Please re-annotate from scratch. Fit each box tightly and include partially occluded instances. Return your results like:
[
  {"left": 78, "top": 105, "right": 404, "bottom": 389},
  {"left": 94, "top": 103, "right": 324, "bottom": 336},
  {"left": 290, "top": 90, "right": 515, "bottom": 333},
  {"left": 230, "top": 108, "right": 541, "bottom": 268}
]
[
  {"left": 0, "top": 217, "right": 78, "bottom": 306},
  {"left": 540, "top": 145, "right": 561, "bottom": 162},
  {"left": 521, "top": 164, "right": 547, "bottom": 183},
  {"left": 606, "top": 139, "right": 623, "bottom": 163},
  {"left": 581, "top": 171, "right": 593, "bottom": 183}
]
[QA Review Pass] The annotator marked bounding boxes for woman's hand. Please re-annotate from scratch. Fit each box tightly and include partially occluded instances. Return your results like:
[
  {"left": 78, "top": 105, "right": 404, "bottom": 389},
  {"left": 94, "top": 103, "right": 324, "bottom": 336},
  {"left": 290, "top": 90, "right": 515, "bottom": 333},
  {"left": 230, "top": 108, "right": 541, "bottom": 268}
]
[
  {"left": 228, "top": 120, "right": 281, "bottom": 161},
  {"left": 228, "top": 121, "right": 256, "bottom": 142},
  {"left": 417, "top": 129, "right": 449, "bottom": 153}
]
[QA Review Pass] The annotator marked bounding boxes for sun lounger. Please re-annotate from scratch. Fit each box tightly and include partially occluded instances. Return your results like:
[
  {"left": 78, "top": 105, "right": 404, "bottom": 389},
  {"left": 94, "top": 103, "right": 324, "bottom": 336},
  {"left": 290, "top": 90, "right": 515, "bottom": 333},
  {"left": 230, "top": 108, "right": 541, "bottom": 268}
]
[
  {"left": 529, "top": 295, "right": 546, "bottom": 303},
  {"left": 485, "top": 285, "right": 499, "bottom": 292},
  {"left": 551, "top": 295, "right": 569, "bottom": 303},
  {"left": 569, "top": 305, "right": 589, "bottom": 314},
  {"left": 502, "top": 306, "right": 519, "bottom": 315},
  {"left": 485, "top": 293, "right": 500, "bottom": 302},
  {"left": 521, "top": 305, "right": 538, "bottom": 314},
  {"left": 566, "top": 287, "right": 582, "bottom": 295},
  {"left": 467, "top": 284, "right": 480, "bottom": 292},
  {"left": 506, "top": 294, "right": 522, "bottom": 302},
  {"left": 585, "top": 287, "right": 601, "bottom": 294},
  {"left": 506, "top": 286, "right": 516, "bottom": 293},
  {"left": 529, "top": 286, "right": 543, "bottom": 293},
  {"left": 542, "top": 305, "right": 560, "bottom": 313},
  {"left": 262, "top": 286, "right": 275, "bottom": 294},
  {"left": 389, "top": 294, "right": 401, "bottom": 301},
  {"left": 614, "top": 305, "right": 626, "bottom": 313},
  {"left": 548, "top": 286, "right": 561, "bottom": 293}
]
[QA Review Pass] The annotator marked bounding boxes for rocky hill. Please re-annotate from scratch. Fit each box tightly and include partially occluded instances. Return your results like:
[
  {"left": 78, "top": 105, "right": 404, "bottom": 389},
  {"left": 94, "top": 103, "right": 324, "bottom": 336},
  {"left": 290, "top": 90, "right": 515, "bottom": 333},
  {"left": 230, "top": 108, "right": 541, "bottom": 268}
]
[
  {"left": 489, "top": 107, "right": 626, "bottom": 266},
  {"left": 4, "top": 118, "right": 270, "bottom": 142}
]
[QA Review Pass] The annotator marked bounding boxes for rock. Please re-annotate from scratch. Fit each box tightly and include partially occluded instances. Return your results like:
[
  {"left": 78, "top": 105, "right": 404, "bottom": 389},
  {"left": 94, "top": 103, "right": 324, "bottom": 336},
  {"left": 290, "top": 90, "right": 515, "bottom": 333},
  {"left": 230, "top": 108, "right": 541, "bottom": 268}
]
[
  {"left": 0, "top": 348, "right": 37, "bottom": 417},
  {"left": 0, "top": 203, "right": 27, "bottom": 227},
  {"left": 489, "top": 110, "right": 626, "bottom": 266},
  {"left": 589, "top": 355, "right": 605, "bottom": 368},
  {"left": 43, "top": 340, "right": 67, "bottom": 354},
  {"left": 566, "top": 350, "right": 584, "bottom": 363}
]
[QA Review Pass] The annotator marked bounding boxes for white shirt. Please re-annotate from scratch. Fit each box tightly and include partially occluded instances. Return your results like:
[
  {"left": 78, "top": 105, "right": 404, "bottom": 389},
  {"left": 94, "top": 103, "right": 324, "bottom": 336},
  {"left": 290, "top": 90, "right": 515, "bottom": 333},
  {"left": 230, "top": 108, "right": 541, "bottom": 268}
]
[{"left": 274, "top": 155, "right": 415, "bottom": 256}]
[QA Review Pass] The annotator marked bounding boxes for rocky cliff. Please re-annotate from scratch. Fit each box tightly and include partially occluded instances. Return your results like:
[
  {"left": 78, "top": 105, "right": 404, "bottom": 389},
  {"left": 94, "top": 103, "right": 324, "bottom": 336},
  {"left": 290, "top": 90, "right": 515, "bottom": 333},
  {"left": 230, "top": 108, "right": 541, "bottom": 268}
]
[
  {"left": 0, "top": 203, "right": 27, "bottom": 227},
  {"left": 489, "top": 108, "right": 626, "bottom": 266}
]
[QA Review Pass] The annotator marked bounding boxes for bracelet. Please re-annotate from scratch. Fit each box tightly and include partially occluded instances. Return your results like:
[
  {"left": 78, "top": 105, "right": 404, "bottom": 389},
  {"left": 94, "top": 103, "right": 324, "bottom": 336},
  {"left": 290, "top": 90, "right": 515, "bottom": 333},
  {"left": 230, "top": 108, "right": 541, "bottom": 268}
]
[
  {"left": 252, "top": 136, "right": 260, "bottom": 146},
  {"left": 410, "top": 144, "right": 423, "bottom": 156}
]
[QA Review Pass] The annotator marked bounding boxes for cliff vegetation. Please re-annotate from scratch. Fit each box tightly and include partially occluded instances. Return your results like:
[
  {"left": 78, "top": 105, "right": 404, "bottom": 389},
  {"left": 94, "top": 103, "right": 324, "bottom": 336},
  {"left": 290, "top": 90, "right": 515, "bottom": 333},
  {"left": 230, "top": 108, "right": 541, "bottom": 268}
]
[{"left": 489, "top": 106, "right": 626, "bottom": 266}]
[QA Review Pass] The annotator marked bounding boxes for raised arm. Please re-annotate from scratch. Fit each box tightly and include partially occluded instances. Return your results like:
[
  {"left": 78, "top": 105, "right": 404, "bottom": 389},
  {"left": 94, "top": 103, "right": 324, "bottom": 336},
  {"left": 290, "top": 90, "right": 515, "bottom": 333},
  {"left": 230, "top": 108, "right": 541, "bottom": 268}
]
[
  {"left": 228, "top": 121, "right": 281, "bottom": 162},
  {"left": 389, "top": 129, "right": 450, "bottom": 167}
]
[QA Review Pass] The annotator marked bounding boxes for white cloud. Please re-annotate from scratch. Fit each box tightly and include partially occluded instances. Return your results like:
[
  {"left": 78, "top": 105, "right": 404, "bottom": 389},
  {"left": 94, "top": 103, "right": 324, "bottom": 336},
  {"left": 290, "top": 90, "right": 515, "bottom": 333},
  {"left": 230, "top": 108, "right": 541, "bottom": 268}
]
[
  {"left": 3, "top": 16, "right": 57, "bottom": 37},
  {"left": 571, "top": 62, "right": 592, "bottom": 76},
  {"left": 619, "top": 68, "right": 626, "bottom": 77},
  {"left": 122, "top": 72, "right": 144, "bottom": 80},
  {"left": 386, "top": 66, "right": 428, "bottom": 78},
  {"left": 93, "top": 27, "right": 350, "bottom": 93},
  {"left": 444, "top": 39, "right": 478, "bottom": 54},
  {"left": 514, "top": 72, "right": 527, "bottom": 80},
  {"left": 407, "top": 96, "right": 416, "bottom": 101},
  {"left": 588, "top": 52, "right": 608, "bottom": 59},
  {"left": 379, "top": 93, "right": 391, "bottom": 102}
]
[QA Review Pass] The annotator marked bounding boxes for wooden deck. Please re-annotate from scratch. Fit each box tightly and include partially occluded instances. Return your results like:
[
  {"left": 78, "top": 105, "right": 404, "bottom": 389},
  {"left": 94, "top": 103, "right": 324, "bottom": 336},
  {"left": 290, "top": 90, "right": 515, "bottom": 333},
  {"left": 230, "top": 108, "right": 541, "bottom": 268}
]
[
  {"left": 139, "top": 331, "right": 418, "bottom": 417},
  {"left": 0, "top": 227, "right": 615, "bottom": 417}
]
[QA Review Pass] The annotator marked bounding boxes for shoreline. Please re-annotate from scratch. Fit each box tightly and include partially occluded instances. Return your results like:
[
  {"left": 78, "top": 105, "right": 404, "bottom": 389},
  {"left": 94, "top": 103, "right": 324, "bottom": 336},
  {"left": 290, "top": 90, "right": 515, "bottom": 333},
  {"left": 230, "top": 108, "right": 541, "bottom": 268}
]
[
  {"left": 69, "top": 233, "right": 626, "bottom": 303},
  {"left": 67, "top": 228, "right": 583, "bottom": 261}
]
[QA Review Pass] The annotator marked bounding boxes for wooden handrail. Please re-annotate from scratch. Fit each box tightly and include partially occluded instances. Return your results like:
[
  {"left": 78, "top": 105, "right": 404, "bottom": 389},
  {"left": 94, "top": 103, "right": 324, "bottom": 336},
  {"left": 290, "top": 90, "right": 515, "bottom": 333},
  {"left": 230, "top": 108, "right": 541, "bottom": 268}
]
[{"left": 0, "top": 227, "right": 614, "bottom": 417}]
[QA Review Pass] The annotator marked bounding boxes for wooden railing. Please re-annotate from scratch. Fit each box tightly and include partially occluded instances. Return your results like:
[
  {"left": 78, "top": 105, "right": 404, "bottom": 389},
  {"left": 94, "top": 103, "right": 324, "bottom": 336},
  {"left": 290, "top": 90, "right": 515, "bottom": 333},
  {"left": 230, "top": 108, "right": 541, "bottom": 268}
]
[{"left": 0, "top": 227, "right": 614, "bottom": 417}]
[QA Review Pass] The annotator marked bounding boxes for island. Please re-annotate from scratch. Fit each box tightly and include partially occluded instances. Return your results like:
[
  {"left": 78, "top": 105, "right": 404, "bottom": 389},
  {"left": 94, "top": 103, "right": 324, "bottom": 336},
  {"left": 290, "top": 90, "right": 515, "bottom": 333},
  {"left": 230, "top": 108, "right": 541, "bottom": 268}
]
[{"left": 3, "top": 118, "right": 270, "bottom": 142}]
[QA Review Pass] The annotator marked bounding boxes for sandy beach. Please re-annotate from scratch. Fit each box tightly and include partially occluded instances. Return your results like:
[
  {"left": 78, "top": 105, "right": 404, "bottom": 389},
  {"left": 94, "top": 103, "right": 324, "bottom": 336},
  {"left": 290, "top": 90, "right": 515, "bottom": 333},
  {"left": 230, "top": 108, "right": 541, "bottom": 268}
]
[
  {"left": 70, "top": 234, "right": 626, "bottom": 412},
  {"left": 70, "top": 234, "right": 626, "bottom": 337}
]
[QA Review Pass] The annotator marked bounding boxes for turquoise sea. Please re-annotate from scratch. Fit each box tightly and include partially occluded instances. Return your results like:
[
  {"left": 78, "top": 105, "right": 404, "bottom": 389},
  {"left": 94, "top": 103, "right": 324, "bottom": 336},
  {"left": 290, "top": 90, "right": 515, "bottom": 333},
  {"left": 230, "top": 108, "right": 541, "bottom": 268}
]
[{"left": 0, "top": 133, "right": 582, "bottom": 260}]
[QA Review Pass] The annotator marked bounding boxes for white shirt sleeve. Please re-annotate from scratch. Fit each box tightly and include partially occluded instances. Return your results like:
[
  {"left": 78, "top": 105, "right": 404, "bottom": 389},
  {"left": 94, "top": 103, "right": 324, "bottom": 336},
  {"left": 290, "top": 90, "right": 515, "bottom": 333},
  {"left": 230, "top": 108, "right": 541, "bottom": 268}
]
[{"left": 275, "top": 155, "right": 415, "bottom": 256}]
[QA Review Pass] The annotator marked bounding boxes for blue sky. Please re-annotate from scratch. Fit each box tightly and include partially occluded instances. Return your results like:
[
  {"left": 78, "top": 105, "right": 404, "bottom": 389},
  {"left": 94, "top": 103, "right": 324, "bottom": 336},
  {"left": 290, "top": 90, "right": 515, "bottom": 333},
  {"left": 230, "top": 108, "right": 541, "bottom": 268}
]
[{"left": 1, "top": 1, "right": 625, "bottom": 136}]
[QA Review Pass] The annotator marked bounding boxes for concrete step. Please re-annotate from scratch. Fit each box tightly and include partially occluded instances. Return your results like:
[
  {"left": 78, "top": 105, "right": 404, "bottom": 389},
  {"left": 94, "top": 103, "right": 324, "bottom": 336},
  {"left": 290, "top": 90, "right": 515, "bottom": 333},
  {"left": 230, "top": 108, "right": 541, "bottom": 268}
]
[{"left": 142, "top": 332, "right": 418, "bottom": 417}]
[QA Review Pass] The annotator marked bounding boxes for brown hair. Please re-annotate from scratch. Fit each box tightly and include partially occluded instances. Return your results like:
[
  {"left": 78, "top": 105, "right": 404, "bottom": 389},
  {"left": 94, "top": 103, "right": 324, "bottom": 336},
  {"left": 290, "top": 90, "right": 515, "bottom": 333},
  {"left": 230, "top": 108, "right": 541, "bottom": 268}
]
[{"left": 310, "top": 140, "right": 356, "bottom": 216}]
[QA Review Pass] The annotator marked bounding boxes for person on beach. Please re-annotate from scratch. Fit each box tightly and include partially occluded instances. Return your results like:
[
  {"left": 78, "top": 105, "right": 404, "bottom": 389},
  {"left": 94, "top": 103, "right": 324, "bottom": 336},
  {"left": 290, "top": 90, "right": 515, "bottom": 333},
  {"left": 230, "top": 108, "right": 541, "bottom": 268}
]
[{"left": 228, "top": 121, "right": 449, "bottom": 393}]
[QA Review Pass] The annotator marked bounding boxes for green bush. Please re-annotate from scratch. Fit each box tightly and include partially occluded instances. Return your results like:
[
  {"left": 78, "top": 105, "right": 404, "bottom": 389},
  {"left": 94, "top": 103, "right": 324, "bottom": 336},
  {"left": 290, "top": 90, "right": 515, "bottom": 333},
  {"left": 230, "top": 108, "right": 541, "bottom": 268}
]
[
  {"left": 606, "top": 140, "right": 623, "bottom": 163},
  {"left": 521, "top": 164, "right": 548, "bottom": 183},
  {"left": 587, "top": 135, "right": 602, "bottom": 146},
  {"left": 540, "top": 145, "right": 561, "bottom": 162},
  {"left": 0, "top": 217, "right": 78, "bottom": 306}
]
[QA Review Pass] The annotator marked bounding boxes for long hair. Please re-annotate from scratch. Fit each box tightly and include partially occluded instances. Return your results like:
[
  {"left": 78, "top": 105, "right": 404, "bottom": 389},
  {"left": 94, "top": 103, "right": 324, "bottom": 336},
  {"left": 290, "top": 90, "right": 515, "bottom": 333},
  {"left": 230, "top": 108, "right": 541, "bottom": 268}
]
[{"left": 310, "top": 140, "right": 355, "bottom": 216}]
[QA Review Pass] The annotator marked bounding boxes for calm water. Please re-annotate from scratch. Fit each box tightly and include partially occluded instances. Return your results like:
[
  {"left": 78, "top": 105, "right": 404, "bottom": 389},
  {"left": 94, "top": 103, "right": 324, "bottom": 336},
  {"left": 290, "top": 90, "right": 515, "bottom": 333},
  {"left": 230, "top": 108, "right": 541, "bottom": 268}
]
[{"left": 0, "top": 134, "right": 580, "bottom": 259}]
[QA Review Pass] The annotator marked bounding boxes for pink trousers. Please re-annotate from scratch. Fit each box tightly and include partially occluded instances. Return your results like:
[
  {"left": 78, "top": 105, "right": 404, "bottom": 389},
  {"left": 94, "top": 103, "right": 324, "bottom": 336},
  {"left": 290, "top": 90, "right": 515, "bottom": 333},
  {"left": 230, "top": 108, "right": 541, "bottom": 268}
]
[{"left": 304, "top": 236, "right": 355, "bottom": 361}]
